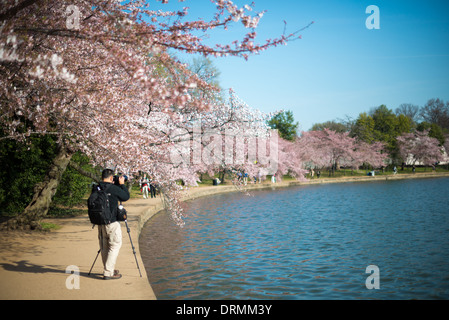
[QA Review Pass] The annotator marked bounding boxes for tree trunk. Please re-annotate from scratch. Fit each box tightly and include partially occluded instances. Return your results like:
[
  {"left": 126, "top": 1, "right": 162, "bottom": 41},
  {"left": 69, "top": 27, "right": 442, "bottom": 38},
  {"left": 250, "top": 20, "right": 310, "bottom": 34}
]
[
  {"left": 5, "top": 146, "right": 73, "bottom": 230},
  {"left": 127, "top": 180, "right": 134, "bottom": 193},
  {"left": 220, "top": 170, "right": 226, "bottom": 184}
]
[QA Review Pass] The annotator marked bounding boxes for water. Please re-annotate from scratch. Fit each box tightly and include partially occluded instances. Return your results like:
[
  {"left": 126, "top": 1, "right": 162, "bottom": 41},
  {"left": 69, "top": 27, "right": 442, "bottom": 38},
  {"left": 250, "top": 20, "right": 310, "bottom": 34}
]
[{"left": 139, "top": 178, "right": 449, "bottom": 300}]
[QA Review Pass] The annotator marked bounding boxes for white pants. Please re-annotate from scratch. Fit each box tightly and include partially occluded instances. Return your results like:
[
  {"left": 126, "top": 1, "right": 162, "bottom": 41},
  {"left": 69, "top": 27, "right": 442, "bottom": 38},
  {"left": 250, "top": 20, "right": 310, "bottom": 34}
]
[
  {"left": 142, "top": 185, "right": 149, "bottom": 199},
  {"left": 98, "top": 222, "right": 122, "bottom": 277}
]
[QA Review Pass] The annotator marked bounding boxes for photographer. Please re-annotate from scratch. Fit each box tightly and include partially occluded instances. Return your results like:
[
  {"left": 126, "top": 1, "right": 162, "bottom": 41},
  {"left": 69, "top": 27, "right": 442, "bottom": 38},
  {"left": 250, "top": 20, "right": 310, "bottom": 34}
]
[{"left": 97, "top": 169, "right": 130, "bottom": 280}]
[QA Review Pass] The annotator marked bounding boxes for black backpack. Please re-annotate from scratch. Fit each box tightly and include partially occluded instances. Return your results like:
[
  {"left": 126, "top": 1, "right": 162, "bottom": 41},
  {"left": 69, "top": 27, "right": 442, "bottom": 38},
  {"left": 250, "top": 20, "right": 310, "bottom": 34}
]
[{"left": 87, "top": 184, "right": 113, "bottom": 225}]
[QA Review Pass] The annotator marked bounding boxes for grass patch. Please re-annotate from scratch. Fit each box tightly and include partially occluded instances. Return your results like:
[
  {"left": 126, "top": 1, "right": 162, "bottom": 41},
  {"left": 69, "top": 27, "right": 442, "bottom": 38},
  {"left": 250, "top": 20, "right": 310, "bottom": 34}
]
[{"left": 40, "top": 221, "right": 62, "bottom": 231}]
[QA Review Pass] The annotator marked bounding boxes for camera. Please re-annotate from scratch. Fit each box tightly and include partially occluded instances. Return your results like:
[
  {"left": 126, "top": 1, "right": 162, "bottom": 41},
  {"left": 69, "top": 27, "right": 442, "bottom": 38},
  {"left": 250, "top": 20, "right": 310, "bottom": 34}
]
[
  {"left": 113, "top": 174, "right": 129, "bottom": 186},
  {"left": 117, "top": 204, "right": 127, "bottom": 221}
]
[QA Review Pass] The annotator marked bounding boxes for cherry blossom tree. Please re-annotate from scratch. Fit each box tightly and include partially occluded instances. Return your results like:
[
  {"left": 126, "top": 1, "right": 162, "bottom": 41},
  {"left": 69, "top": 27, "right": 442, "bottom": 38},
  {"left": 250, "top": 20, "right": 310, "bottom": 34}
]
[
  {"left": 1, "top": 0, "right": 311, "bottom": 229},
  {"left": 353, "top": 140, "right": 389, "bottom": 169},
  {"left": 274, "top": 137, "right": 308, "bottom": 181},
  {"left": 294, "top": 129, "right": 389, "bottom": 176},
  {"left": 396, "top": 130, "right": 444, "bottom": 166},
  {"left": 296, "top": 129, "right": 358, "bottom": 175},
  {"left": 165, "top": 89, "right": 279, "bottom": 184},
  {"left": 444, "top": 135, "right": 449, "bottom": 156}
]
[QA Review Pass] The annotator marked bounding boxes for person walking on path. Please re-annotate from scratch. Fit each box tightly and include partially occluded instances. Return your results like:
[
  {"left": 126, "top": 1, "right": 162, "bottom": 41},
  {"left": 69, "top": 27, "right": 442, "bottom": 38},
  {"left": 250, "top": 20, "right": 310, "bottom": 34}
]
[
  {"left": 140, "top": 174, "right": 150, "bottom": 199},
  {"left": 149, "top": 179, "right": 157, "bottom": 198},
  {"left": 97, "top": 169, "right": 130, "bottom": 280}
]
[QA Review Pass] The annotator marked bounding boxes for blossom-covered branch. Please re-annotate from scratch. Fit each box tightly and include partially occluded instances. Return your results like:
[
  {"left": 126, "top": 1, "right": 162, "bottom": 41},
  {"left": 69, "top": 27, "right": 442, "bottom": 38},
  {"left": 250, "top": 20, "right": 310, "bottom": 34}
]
[{"left": 1, "top": 0, "right": 311, "bottom": 227}]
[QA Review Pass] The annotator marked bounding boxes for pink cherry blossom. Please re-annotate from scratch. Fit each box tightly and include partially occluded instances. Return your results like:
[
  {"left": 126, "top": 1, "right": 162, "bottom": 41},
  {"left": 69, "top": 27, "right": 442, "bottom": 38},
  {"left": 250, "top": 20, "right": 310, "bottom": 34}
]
[
  {"left": 1, "top": 1, "right": 312, "bottom": 226},
  {"left": 397, "top": 130, "right": 443, "bottom": 166}
]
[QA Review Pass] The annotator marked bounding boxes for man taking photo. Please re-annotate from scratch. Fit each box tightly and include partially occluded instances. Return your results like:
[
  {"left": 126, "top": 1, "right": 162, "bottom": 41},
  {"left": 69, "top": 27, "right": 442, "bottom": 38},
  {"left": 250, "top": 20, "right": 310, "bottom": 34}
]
[{"left": 97, "top": 169, "right": 130, "bottom": 280}]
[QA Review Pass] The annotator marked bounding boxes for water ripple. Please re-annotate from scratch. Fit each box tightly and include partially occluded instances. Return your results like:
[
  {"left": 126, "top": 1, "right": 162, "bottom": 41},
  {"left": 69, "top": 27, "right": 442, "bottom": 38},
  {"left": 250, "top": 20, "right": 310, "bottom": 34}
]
[{"left": 140, "top": 178, "right": 449, "bottom": 300}]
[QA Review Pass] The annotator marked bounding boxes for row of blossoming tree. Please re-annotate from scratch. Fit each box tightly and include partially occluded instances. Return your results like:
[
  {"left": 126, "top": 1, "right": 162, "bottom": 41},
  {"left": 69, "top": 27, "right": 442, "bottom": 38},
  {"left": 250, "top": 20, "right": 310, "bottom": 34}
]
[
  {"left": 0, "top": 0, "right": 315, "bottom": 228},
  {"left": 291, "top": 126, "right": 445, "bottom": 178},
  {"left": 306, "top": 101, "right": 448, "bottom": 175},
  {"left": 293, "top": 129, "right": 389, "bottom": 176}
]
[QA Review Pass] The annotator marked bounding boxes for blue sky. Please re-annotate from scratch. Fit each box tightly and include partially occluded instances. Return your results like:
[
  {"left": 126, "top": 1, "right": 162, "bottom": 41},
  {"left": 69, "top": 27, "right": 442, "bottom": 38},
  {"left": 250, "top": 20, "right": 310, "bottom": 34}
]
[{"left": 151, "top": 0, "right": 449, "bottom": 131}]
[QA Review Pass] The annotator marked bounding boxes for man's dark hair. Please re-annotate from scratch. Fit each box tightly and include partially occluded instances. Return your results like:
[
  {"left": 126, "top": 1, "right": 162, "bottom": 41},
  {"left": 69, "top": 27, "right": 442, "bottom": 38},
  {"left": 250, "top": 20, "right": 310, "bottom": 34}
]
[{"left": 102, "top": 169, "right": 114, "bottom": 181}]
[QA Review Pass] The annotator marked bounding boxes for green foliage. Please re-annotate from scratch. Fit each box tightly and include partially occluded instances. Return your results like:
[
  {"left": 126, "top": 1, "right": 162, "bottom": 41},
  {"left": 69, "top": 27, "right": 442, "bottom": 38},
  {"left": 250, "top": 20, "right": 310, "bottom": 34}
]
[
  {"left": 351, "top": 112, "right": 376, "bottom": 143},
  {"left": 52, "top": 152, "right": 93, "bottom": 208},
  {"left": 351, "top": 105, "right": 412, "bottom": 150},
  {"left": 371, "top": 105, "right": 412, "bottom": 147},
  {"left": 0, "top": 134, "right": 59, "bottom": 215},
  {"left": 416, "top": 122, "right": 445, "bottom": 146},
  {"left": 310, "top": 120, "right": 348, "bottom": 133},
  {"left": 268, "top": 110, "right": 299, "bottom": 141},
  {"left": 396, "top": 114, "right": 413, "bottom": 135},
  {"left": 0, "top": 132, "right": 94, "bottom": 215},
  {"left": 40, "top": 221, "right": 62, "bottom": 231}
]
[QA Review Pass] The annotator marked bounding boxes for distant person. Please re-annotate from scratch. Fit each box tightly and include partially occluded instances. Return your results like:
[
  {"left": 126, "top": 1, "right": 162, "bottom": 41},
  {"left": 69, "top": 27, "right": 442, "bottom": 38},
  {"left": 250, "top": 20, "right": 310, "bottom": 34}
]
[
  {"left": 393, "top": 166, "right": 397, "bottom": 175},
  {"left": 149, "top": 180, "right": 157, "bottom": 198},
  {"left": 140, "top": 174, "right": 149, "bottom": 199},
  {"left": 243, "top": 172, "right": 248, "bottom": 185}
]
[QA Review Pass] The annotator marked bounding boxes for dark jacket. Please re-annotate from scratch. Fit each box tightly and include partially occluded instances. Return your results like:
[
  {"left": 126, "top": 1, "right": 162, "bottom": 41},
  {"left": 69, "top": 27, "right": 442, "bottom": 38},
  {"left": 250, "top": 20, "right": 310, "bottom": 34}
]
[{"left": 98, "top": 182, "right": 130, "bottom": 223}]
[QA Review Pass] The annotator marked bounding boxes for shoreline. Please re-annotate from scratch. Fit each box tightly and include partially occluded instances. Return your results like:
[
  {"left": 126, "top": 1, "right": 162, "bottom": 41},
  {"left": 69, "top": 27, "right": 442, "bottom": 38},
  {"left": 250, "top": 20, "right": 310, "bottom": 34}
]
[
  {"left": 1, "top": 171, "right": 448, "bottom": 300},
  {"left": 179, "top": 171, "right": 449, "bottom": 203}
]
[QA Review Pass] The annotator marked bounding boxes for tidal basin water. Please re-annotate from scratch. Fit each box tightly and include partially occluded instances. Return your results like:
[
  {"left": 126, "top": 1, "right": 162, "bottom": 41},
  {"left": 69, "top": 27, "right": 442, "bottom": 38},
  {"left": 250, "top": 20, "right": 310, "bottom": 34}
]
[{"left": 139, "top": 177, "right": 449, "bottom": 300}]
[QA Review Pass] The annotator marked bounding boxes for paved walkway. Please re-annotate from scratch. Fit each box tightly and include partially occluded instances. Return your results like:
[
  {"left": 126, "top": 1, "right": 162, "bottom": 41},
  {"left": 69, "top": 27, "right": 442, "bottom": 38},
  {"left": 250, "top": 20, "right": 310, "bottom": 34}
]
[
  {"left": 0, "top": 196, "right": 163, "bottom": 300},
  {"left": 1, "top": 172, "right": 448, "bottom": 300}
]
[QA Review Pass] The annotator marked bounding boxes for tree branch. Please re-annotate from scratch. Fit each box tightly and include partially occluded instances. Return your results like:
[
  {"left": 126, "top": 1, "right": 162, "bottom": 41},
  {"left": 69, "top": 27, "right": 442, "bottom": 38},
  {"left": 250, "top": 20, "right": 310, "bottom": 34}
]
[
  {"left": 68, "top": 161, "right": 100, "bottom": 183},
  {"left": 0, "top": 0, "right": 41, "bottom": 21}
]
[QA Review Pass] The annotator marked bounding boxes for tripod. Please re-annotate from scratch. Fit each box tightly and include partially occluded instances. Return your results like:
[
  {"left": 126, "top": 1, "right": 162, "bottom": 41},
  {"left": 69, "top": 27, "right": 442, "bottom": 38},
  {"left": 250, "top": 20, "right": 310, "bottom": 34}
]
[
  {"left": 125, "top": 219, "right": 142, "bottom": 277},
  {"left": 88, "top": 220, "right": 142, "bottom": 277}
]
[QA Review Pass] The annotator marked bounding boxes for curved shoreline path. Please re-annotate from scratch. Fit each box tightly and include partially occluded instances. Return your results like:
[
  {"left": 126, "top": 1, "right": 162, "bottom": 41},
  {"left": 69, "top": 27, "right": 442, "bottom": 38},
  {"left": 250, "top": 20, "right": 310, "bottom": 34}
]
[
  {"left": 0, "top": 197, "right": 161, "bottom": 300},
  {"left": 1, "top": 172, "right": 448, "bottom": 300}
]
